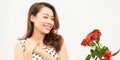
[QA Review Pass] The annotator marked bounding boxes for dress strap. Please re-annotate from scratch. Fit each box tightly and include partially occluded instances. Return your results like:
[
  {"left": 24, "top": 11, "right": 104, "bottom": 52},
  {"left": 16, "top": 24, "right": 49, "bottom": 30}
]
[{"left": 19, "top": 39, "right": 26, "bottom": 52}]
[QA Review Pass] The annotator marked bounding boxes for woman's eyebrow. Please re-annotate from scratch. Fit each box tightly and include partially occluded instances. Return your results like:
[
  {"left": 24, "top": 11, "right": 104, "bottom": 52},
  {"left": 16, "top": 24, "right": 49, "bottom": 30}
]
[{"left": 43, "top": 13, "right": 54, "bottom": 17}]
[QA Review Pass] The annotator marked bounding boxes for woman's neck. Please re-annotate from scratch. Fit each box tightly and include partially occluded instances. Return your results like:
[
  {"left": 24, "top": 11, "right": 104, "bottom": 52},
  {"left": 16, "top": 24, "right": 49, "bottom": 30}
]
[{"left": 30, "top": 28, "right": 45, "bottom": 45}]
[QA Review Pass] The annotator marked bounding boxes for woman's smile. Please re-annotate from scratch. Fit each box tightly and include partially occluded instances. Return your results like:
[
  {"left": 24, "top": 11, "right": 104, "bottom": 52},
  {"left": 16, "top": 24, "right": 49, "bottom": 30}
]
[{"left": 43, "top": 24, "right": 53, "bottom": 30}]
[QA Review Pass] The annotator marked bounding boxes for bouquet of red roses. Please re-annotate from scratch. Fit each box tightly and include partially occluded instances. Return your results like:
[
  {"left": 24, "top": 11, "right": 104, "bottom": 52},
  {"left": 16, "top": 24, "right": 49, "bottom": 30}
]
[{"left": 81, "top": 29, "right": 120, "bottom": 60}]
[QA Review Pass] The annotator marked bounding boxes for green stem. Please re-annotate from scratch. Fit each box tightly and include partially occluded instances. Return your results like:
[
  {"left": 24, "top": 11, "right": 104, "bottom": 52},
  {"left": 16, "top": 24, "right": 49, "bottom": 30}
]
[
  {"left": 99, "top": 42, "right": 103, "bottom": 48},
  {"left": 97, "top": 42, "right": 101, "bottom": 50},
  {"left": 93, "top": 41, "right": 101, "bottom": 50}
]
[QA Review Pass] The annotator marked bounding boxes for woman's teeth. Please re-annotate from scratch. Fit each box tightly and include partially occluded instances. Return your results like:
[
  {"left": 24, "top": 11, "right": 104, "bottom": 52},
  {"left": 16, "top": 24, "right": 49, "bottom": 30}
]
[{"left": 43, "top": 25, "right": 52, "bottom": 30}]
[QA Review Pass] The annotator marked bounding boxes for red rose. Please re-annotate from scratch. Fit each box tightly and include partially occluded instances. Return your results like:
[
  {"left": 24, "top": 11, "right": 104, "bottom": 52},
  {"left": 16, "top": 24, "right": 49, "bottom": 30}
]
[
  {"left": 105, "top": 50, "right": 111, "bottom": 60},
  {"left": 81, "top": 29, "right": 101, "bottom": 46},
  {"left": 81, "top": 29, "right": 120, "bottom": 60}
]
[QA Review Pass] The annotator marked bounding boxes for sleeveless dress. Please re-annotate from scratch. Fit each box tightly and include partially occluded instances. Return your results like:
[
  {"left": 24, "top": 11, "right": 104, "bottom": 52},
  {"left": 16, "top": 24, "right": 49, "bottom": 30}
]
[{"left": 19, "top": 39, "right": 59, "bottom": 60}]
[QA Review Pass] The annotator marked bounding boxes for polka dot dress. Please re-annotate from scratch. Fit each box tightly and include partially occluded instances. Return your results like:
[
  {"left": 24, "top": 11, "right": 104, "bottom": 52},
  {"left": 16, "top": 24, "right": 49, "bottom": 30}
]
[{"left": 20, "top": 39, "right": 59, "bottom": 60}]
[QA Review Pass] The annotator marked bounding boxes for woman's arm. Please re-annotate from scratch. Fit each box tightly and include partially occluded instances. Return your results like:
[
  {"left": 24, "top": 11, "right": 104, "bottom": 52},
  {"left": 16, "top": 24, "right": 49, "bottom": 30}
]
[
  {"left": 58, "top": 42, "right": 69, "bottom": 60},
  {"left": 14, "top": 39, "right": 38, "bottom": 60},
  {"left": 14, "top": 42, "right": 25, "bottom": 60},
  {"left": 14, "top": 42, "right": 33, "bottom": 60}
]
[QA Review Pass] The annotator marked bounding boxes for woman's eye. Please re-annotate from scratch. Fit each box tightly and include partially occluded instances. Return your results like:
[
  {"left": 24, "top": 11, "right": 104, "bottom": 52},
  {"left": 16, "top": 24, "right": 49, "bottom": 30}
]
[
  {"left": 43, "top": 16, "right": 48, "bottom": 19},
  {"left": 51, "top": 18, "right": 54, "bottom": 20}
]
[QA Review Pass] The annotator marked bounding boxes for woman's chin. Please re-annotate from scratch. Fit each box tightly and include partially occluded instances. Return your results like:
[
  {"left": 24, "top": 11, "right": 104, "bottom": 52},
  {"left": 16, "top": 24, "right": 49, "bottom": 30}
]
[{"left": 43, "top": 30, "right": 51, "bottom": 34}]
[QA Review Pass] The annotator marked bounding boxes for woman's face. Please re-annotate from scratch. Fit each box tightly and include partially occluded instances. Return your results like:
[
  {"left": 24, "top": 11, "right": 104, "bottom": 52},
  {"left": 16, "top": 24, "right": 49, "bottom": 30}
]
[{"left": 31, "top": 7, "right": 54, "bottom": 34}]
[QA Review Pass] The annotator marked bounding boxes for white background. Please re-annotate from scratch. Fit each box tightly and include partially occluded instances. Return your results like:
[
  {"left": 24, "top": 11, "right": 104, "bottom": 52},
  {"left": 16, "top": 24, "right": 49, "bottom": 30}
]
[{"left": 0, "top": 0, "right": 120, "bottom": 60}]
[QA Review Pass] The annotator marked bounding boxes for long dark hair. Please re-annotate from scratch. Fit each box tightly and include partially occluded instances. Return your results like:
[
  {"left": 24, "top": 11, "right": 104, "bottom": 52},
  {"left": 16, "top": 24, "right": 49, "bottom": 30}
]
[{"left": 21, "top": 2, "right": 63, "bottom": 53}]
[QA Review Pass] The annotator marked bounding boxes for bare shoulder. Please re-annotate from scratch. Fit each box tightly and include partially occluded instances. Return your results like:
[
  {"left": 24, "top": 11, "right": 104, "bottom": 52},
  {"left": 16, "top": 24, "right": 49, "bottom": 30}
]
[
  {"left": 14, "top": 40, "right": 24, "bottom": 60},
  {"left": 14, "top": 41, "right": 23, "bottom": 50},
  {"left": 14, "top": 39, "right": 26, "bottom": 51}
]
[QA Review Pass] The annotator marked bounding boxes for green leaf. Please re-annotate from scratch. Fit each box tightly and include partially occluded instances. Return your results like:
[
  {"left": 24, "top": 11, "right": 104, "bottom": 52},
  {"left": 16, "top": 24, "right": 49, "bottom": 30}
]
[
  {"left": 102, "top": 46, "right": 109, "bottom": 52},
  {"left": 101, "top": 46, "right": 109, "bottom": 56},
  {"left": 85, "top": 54, "right": 91, "bottom": 60},
  {"left": 91, "top": 42, "right": 95, "bottom": 47},
  {"left": 99, "top": 49, "right": 103, "bottom": 58},
  {"left": 90, "top": 49, "right": 95, "bottom": 58},
  {"left": 94, "top": 47, "right": 102, "bottom": 58}
]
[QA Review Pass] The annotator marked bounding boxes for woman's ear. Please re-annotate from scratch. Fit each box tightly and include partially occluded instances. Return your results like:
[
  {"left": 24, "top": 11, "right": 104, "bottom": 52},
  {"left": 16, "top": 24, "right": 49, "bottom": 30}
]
[{"left": 30, "top": 15, "right": 36, "bottom": 22}]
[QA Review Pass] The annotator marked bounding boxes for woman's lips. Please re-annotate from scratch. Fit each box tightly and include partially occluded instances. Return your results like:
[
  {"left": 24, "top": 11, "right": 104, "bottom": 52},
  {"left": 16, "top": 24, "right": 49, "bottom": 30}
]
[{"left": 43, "top": 24, "right": 52, "bottom": 30}]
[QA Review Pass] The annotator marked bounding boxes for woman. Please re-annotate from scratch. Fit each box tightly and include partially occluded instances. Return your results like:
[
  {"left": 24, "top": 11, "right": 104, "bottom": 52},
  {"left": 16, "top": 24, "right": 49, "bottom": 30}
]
[{"left": 14, "top": 2, "right": 69, "bottom": 60}]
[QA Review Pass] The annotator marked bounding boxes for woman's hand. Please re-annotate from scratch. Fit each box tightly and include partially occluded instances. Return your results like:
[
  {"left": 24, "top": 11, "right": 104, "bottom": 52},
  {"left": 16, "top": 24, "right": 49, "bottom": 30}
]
[
  {"left": 34, "top": 45, "right": 57, "bottom": 60},
  {"left": 24, "top": 38, "right": 39, "bottom": 60},
  {"left": 14, "top": 38, "right": 39, "bottom": 60},
  {"left": 25, "top": 38, "right": 39, "bottom": 52}
]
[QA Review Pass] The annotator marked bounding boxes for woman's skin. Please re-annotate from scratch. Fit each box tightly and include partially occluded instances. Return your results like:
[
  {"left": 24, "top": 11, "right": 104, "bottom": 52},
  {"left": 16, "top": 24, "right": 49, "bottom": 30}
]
[{"left": 14, "top": 6, "right": 69, "bottom": 60}]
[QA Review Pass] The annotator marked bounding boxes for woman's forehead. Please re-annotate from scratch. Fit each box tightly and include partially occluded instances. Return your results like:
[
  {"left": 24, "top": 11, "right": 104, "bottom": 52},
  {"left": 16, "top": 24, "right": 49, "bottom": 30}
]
[{"left": 38, "top": 7, "right": 54, "bottom": 16}]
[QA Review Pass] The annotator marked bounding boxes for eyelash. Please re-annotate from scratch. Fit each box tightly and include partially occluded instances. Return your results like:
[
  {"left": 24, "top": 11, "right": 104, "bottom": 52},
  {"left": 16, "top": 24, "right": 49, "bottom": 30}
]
[
  {"left": 43, "top": 16, "right": 48, "bottom": 19},
  {"left": 43, "top": 16, "right": 54, "bottom": 20},
  {"left": 51, "top": 18, "right": 54, "bottom": 20}
]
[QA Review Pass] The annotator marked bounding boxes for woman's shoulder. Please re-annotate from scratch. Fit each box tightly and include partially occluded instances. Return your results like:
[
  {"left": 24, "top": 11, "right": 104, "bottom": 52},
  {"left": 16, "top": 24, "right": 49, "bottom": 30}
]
[
  {"left": 14, "top": 39, "right": 26, "bottom": 52},
  {"left": 19, "top": 39, "right": 26, "bottom": 45},
  {"left": 15, "top": 39, "right": 26, "bottom": 45},
  {"left": 14, "top": 39, "right": 26, "bottom": 60},
  {"left": 14, "top": 41, "right": 22, "bottom": 50}
]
